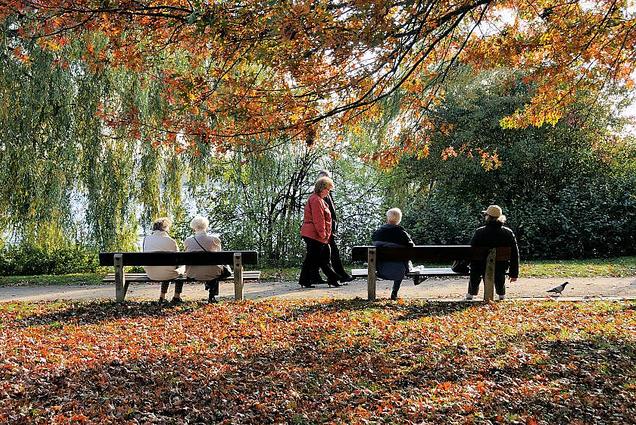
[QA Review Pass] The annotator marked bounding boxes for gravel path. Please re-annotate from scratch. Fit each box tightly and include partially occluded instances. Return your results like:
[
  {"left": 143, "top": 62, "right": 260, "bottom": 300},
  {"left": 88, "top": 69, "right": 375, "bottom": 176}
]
[{"left": 0, "top": 276, "right": 635, "bottom": 302}]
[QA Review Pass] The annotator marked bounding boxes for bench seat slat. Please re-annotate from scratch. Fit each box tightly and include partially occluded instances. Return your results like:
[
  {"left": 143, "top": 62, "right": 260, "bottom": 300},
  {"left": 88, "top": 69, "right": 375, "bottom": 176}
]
[
  {"left": 351, "top": 245, "right": 511, "bottom": 262},
  {"left": 99, "top": 251, "right": 258, "bottom": 267},
  {"left": 351, "top": 268, "right": 463, "bottom": 278},
  {"left": 103, "top": 271, "right": 261, "bottom": 283}
]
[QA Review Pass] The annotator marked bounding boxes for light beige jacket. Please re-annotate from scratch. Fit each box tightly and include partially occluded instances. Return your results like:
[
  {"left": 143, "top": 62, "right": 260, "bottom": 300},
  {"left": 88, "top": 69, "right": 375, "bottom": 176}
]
[
  {"left": 142, "top": 230, "right": 182, "bottom": 281},
  {"left": 183, "top": 232, "right": 223, "bottom": 281}
]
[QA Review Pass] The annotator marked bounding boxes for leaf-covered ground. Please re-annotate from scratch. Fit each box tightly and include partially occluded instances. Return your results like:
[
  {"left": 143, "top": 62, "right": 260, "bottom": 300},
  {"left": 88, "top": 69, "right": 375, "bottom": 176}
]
[{"left": 0, "top": 299, "right": 634, "bottom": 424}]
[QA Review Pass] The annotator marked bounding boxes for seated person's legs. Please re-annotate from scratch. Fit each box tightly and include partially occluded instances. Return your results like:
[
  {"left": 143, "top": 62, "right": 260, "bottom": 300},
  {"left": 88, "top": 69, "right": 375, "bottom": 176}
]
[
  {"left": 207, "top": 279, "right": 219, "bottom": 303},
  {"left": 495, "top": 269, "right": 507, "bottom": 300},
  {"left": 159, "top": 281, "right": 171, "bottom": 302},
  {"left": 466, "top": 261, "right": 484, "bottom": 299},
  {"left": 390, "top": 279, "right": 402, "bottom": 300},
  {"left": 171, "top": 281, "right": 184, "bottom": 304}
]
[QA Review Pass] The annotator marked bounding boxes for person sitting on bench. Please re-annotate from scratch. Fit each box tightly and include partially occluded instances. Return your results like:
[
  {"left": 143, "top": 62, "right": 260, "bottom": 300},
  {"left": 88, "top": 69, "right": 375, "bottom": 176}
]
[
  {"left": 372, "top": 208, "right": 416, "bottom": 300},
  {"left": 143, "top": 217, "right": 184, "bottom": 304},
  {"left": 466, "top": 205, "right": 520, "bottom": 301},
  {"left": 183, "top": 215, "right": 231, "bottom": 303}
]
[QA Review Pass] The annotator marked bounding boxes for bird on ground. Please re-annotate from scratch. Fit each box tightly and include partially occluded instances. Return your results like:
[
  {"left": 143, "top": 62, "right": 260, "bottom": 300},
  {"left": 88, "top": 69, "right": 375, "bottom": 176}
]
[{"left": 547, "top": 281, "right": 570, "bottom": 295}]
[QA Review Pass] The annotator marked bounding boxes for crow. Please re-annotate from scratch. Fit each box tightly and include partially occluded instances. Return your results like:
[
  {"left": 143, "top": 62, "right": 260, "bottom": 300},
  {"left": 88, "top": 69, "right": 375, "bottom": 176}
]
[{"left": 547, "top": 281, "right": 570, "bottom": 295}]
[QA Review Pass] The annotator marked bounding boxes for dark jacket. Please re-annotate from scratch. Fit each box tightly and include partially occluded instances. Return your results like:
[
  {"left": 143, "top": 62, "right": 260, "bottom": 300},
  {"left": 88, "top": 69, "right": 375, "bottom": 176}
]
[
  {"left": 470, "top": 221, "right": 520, "bottom": 278},
  {"left": 372, "top": 224, "right": 415, "bottom": 280},
  {"left": 324, "top": 193, "right": 337, "bottom": 233},
  {"left": 372, "top": 224, "right": 415, "bottom": 247}
]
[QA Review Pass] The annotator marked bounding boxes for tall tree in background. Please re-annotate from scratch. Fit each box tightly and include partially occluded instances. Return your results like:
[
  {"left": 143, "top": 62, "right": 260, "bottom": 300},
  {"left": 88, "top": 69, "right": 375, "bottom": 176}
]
[{"left": 384, "top": 69, "right": 636, "bottom": 258}]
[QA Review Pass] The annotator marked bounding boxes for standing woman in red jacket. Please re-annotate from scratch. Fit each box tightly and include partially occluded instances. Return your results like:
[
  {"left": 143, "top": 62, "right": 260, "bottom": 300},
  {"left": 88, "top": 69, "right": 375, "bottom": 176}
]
[{"left": 298, "top": 176, "right": 342, "bottom": 288}]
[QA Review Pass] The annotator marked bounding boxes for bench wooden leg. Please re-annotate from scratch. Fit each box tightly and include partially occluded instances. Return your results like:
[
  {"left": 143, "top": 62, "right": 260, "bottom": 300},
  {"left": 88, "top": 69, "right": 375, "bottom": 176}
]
[
  {"left": 233, "top": 253, "right": 243, "bottom": 301},
  {"left": 114, "top": 254, "right": 127, "bottom": 302},
  {"left": 484, "top": 248, "right": 496, "bottom": 302},
  {"left": 367, "top": 247, "right": 377, "bottom": 301}
]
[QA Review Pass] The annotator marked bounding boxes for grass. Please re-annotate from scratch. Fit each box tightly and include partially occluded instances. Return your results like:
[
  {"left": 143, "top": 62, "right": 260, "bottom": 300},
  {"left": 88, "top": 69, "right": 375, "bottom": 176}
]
[
  {"left": 520, "top": 256, "right": 636, "bottom": 278},
  {"left": 0, "top": 256, "right": 634, "bottom": 286},
  {"left": 261, "top": 256, "right": 636, "bottom": 280}
]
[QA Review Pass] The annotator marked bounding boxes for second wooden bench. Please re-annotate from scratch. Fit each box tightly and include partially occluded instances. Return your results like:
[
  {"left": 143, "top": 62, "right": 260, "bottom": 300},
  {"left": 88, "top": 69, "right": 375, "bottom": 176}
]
[{"left": 351, "top": 245, "right": 511, "bottom": 301}]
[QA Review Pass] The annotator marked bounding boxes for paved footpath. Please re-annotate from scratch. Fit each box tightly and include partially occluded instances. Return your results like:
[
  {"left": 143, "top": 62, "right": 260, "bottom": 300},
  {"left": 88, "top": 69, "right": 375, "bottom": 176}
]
[{"left": 0, "top": 276, "right": 635, "bottom": 303}]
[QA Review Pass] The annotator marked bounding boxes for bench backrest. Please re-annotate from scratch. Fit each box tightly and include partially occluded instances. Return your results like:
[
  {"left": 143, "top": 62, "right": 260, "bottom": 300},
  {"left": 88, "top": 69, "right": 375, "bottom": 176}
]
[
  {"left": 351, "top": 245, "right": 511, "bottom": 262},
  {"left": 99, "top": 251, "right": 258, "bottom": 266}
]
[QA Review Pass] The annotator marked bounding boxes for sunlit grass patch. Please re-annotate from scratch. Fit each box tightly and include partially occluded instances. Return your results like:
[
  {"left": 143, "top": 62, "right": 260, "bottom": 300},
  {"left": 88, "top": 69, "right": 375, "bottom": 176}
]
[{"left": 521, "top": 256, "right": 636, "bottom": 277}]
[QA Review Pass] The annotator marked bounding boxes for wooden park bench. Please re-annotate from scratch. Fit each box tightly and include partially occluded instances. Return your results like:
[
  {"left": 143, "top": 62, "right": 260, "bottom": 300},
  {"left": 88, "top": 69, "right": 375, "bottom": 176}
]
[
  {"left": 351, "top": 245, "right": 511, "bottom": 301},
  {"left": 99, "top": 251, "right": 258, "bottom": 302}
]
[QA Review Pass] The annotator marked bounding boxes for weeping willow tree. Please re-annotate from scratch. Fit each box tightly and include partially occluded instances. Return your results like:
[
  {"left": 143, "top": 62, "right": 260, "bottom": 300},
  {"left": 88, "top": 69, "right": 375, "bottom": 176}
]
[
  {"left": 1, "top": 18, "right": 386, "bottom": 266},
  {"left": 183, "top": 140, "right": 385, "bottom": 266},
  {"left": 0, "top": 27, "right": 78, "bottom": 248},
  {"left": 0, "top": 20, "right": 188, "bottom": 251}
]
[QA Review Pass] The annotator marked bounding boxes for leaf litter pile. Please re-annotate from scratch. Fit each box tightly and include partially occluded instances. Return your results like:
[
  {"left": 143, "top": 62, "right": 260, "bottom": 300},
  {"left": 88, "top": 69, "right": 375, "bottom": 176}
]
[{"left": 0, "top": 299, "right": 634, "bottom": 424}]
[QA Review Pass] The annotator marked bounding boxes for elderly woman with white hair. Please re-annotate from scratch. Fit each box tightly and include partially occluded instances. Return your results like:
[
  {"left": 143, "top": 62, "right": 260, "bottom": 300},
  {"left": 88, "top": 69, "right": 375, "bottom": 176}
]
[
  {"left": 372, "top": 208, "right": 416, "bottom": 300},
  {"left": 143, "top": 217, "right": 184, "bottom": 304},
  {"left": 184, "top": 215, "right": 230, "bottom": 303}
]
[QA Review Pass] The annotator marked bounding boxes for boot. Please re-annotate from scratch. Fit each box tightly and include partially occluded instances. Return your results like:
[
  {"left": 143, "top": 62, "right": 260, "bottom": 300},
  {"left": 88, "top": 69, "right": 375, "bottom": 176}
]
[{"left": 208, "top": 289, "right": 219, "bottom": 303}]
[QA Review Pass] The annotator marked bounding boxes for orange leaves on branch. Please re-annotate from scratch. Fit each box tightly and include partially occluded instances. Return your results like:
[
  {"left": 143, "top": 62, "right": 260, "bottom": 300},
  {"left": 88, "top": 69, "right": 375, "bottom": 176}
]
[
  {"left": 1, "top": 0, "right": 634, "bottom": 153},
  {"left": 12, "top": 47, "right": 30, "bottom": 64},
  {"left": 440, "top": 145, "right": 501, "bottom": 171},
  {"left": 441, "top": 146, "right": 458, "bottom": 160}
]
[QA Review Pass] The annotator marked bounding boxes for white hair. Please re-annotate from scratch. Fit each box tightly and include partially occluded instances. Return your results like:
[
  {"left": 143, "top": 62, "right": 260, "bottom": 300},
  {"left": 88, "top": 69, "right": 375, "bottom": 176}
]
[
  {"left": 386, "top": 208, "right": 402, "bottom": 225},
  {"left": 190, "top": 215, "right": 209, "bottom": 232},
  {"left": 486, "top": 214, "right": 507, "bottom": 224},
  {"left": 317, "top": 169, "right": 331, "bottom": 178}
]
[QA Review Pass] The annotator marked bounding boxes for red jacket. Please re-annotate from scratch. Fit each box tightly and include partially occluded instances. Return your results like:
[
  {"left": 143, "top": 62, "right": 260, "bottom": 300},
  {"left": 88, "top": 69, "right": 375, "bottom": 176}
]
[{"left": 300, "top": 193, "right": 332, "bottom": 244}]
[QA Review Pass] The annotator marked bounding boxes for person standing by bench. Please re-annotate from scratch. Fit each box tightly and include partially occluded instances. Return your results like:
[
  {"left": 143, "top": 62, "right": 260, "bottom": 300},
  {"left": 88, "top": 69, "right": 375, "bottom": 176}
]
[
  {"left": 183, "top": 215, "right": 231, "bottom": 303},
  {"left": 316, "top": 170, "right": 354, "bottom": 284},
  {"left": 372, "top": 208, "right": 415, "bottom": 300},
  {"left": 299, "top": 176, "right": 342, "bottom": 288},
  {"left": 143, "top": 217, "right": 184, "bottom": 304},
  {"left": 466, "top": 205, "right": 520, "bottom": 301}
]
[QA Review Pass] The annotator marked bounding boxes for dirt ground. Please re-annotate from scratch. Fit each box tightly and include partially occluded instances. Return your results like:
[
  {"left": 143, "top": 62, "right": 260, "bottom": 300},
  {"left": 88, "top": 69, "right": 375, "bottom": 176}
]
[{"left": 0, "top": 276, "right": 634, "bottom": 303}]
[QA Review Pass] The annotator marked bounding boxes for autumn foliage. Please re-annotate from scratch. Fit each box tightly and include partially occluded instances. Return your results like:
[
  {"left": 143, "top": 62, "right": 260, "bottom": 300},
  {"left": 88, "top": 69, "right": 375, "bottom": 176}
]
[
  {"left": 1, "top": 1, "right": 634, "bottom": 151},
  {"left": 0, "top": 299, "right": 634, "bottom": 423}
]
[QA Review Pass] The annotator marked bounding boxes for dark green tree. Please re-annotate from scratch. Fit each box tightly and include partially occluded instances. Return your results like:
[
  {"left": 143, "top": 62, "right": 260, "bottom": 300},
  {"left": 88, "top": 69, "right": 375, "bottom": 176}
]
[{"left": 385, "top": 71, "right": 636, "bottom": 258}]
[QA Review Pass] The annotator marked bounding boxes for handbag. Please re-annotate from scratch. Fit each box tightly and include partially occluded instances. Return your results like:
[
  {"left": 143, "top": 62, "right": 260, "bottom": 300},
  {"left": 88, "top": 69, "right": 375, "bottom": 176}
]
[
  {"left": 451, "top": 260, "right": 470, "bottom": 275},
  {"left": 194, "top": 235, "right": 232, "bottom": 279}
]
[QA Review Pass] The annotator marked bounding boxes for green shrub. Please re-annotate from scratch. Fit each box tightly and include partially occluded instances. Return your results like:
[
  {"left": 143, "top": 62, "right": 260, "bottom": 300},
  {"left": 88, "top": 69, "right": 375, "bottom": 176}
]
[{"left": 0, "top": 244, "right": 99, "bottom": 276}]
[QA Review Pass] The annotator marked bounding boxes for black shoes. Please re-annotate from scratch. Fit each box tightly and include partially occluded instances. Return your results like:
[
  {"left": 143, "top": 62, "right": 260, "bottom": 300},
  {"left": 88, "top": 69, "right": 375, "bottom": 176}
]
[
  {"left": 205, "top": 279, "right": 219, "bottom": 290},
  {"left": 158, "top": 297, "right": 183, "bottom": 305},
  {"left": 299, "top": 282, "right": 315, "bottom": 288},
  {"left": 208, "top": 290, "right": 219, "bottom": 303},
  {"left": 413, "top": 275, "right": 428, "bottom": 286},
  {"left": 339, "top": 274, "right": 355, "bottom": 283},
  {"left": 327, "top": 281, "right": 341, "bottom": 288},
  {"left": 390, "top": 292, "right": 399, "bottom": 301}
]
